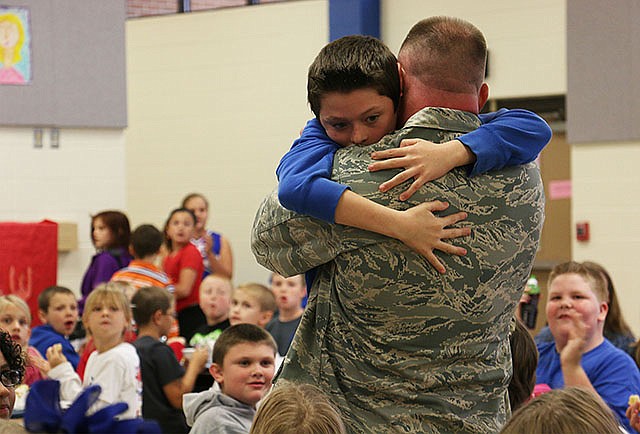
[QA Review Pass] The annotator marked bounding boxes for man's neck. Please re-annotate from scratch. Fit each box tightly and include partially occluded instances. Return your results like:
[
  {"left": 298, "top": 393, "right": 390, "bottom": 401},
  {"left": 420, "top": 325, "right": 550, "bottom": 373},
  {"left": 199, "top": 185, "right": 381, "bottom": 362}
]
[{"left": 398, "top": 76, "right": 480, "bottom": 125}]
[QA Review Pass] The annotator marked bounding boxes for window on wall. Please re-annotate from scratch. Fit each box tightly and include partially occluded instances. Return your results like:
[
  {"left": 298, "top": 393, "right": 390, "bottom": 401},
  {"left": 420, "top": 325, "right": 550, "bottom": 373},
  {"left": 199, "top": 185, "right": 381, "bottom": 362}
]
[{"left": 127, "top": 0, "right": 293, "bottom": 18}]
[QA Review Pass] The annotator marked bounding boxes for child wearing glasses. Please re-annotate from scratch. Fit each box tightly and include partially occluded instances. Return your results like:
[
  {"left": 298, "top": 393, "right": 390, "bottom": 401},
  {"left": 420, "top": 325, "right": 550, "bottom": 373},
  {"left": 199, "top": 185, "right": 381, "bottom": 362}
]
[
  {"left": 0, "top": 329, "right": 25, "bottom": 419},
  {"left": 46, "top": 285, "right": 142, "bottom": 418}
]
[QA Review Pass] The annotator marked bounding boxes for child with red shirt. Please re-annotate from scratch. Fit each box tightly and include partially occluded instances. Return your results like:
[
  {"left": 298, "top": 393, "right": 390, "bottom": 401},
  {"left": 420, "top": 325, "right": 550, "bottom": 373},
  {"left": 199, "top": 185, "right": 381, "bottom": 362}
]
[{"left": 163, "top": 208, "right": 205, "bottom": 342}]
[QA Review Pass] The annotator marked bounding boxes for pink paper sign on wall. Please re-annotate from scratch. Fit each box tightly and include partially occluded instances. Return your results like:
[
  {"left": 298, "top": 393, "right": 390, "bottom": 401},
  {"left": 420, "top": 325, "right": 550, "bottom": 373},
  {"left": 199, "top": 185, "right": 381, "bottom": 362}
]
[{"left": 548, "top": 180, "right": 572, "bottom": 200}]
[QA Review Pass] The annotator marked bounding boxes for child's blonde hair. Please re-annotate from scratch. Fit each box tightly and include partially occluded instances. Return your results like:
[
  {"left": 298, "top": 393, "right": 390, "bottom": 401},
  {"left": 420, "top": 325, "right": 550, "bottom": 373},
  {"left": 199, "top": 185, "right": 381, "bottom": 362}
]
[
  {"left": 82, "top": 283, "right": 132, "bottom": 337},
  {"left": 234, "top": 283, "right": 276, "bottom": 313},
  {"left": 250, "top": 381, "right": 346, "bottom": 434},
  {"left": 499, "top": 387, "right": 620, "bottom": 434},
  {"left": 0, "top": 295, "right": 31, "bottom": 324}
]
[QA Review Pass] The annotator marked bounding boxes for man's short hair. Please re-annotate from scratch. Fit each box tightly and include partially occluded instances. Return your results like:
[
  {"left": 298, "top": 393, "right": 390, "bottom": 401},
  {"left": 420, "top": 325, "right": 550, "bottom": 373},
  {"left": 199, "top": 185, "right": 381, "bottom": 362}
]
[
  {"left": 307, "top": 35, "right": 400, "bottom": 118},
  {"left": 130, "top": 224, "right": 164, "bottom": 259},
  {"left": 399, "top": 16, "right": 487, "bottom": 94},
  {"left": 37, "top": 286, "right": 75, "bottom": 312},
  {"left": 131, "top": 286, "right": 172, "bottom": 326},
  {"left": 211, "top": 323, "right": 277, "bottom": 366},
  {"left": 234, "top": 283, "right": 277, "bottom": 313},
  {"left": 548, "top": 261, "right": 608, "bottom": 302}
]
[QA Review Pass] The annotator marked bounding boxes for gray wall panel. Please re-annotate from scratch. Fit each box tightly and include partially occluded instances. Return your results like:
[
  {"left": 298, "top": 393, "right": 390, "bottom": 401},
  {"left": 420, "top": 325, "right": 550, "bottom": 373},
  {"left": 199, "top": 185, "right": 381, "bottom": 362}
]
[
  {"left": 567, "top": 0, "right": 640, "bottom": 143},
  {"left": 0, "top": 0, "right": 126, "bottom": 128}
]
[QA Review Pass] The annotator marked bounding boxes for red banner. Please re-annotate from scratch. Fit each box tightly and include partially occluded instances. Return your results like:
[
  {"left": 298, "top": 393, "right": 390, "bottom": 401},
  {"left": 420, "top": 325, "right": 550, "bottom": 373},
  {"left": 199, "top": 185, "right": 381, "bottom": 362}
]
[{"left": 0, "top": 220, "right": 58, "bottom": 327}]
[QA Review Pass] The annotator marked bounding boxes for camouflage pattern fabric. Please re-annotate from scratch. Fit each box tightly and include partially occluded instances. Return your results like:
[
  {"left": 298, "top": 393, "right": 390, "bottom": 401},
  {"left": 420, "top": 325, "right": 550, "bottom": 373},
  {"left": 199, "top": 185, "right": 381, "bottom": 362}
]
[{"left": 252, "top": 107, "right": 545, "bottom": 433}]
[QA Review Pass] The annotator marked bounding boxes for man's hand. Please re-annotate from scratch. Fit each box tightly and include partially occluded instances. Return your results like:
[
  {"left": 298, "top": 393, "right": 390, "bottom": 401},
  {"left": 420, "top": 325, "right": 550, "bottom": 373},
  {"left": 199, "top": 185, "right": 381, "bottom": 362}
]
[
  {"left": 45, "top": 343, "right": 67, "bottom": 369},
  {"left": 390, "top": 201, "right": 470, "bottom": 274},
  {"left": 369, "top": 138, "right": 475, "bottom": 201}
]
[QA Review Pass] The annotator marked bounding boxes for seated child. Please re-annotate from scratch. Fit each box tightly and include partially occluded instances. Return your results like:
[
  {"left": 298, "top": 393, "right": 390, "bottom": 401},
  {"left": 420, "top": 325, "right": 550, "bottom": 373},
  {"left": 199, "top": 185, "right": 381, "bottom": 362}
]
[
  {"left": 266, "top": 274, "right": 305, "bottom": 357},
  {"left": 111, "top": 224, "right": 175, "bottom": 294},
  {"left": 183, "top": 324, "right": 277, "bottom": 434},
  {"left": 29, "top": 286, "right": 80, "bottom": 370},
  {"left": 0, "top": 329, "right": 26, "bottom": 420},
  {"left": 132, "top": 286, "right": 208, "bottom": 434},
  {"left": 508, "top": 317, "right": 538, "bottom": 411},
  {"left": 535, "top": 261, "right": 640, "bottom": 432},
  {"left": 277, "top": 35, "right": 552, "bottom": 273},
  {"left": 229, "top": 283, "right": 276, "bottom": 328},
  {"left": 0, "top": 295, "right": 47, "bottom": 385},
  {"left": 46, "top": 285, "right": 142, "bottom": 418},
  {"left": 189, "top": 275, "right": 233, "bottom": 348},
  {"left": 500, "top": 387, "right": 621, "bottom": 434},
  {"left": 250, "top": 381, "right": 346, "bottom": 434},
  {"left": 76, "top": 282, "right": 138, "bottom": 381},
  {"left": 189, "top": 275, "right": 233, "bottom": 392}
]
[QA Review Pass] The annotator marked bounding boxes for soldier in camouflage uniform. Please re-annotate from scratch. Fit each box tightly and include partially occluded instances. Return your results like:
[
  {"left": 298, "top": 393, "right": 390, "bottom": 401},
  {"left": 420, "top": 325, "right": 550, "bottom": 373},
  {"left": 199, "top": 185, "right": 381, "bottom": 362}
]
[{"left": 252, "top": 17, "right": 546, "bottom": 433}]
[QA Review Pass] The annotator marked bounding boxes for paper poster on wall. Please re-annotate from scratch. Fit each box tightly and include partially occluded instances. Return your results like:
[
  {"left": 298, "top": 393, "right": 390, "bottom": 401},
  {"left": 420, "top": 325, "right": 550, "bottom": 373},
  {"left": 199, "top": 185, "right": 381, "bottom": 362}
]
[{"left": 0, "top": 6, "right": 31, "bottom": 85}]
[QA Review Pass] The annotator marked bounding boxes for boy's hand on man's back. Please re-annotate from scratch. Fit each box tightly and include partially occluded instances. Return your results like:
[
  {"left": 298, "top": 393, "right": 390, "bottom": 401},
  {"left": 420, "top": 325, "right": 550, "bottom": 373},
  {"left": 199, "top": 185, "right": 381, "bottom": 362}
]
[
  {"left": 369, "top": 139, "right": 475, "bottom": 200},
  {"left": 46, "top": 343, "right": 68, "bottom": 369}
]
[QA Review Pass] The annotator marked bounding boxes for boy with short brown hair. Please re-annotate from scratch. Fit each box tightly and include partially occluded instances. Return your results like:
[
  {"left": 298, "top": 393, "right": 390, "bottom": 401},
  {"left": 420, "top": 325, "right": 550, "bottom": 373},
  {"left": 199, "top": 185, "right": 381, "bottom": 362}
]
[{"left": 183, "top": 324, "right": 277, "bottom": 434}]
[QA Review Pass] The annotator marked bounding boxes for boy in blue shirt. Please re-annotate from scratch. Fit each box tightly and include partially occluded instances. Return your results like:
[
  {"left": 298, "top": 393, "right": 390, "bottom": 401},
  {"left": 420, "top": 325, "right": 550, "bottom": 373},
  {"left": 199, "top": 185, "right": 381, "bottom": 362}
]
[
  {"left": 277, "top": 35, "right": 552, "bottom": 273},
  {"left": 29, "top": 286, "right": 80, "bottom": 370}
]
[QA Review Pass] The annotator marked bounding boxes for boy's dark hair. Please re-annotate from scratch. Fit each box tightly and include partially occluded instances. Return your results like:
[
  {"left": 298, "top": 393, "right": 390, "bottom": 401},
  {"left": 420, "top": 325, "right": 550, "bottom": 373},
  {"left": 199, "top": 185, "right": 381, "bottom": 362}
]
[
  {"left": 37, "top": 285, "right": 75, "bottom": 312},
  {"left": 508, "top": 318, "right": 538, "bottom": 411},
  {"left": 130, "top": 224, "right": 164, "bottom": 259},
  {"left": 91, "top": 210, "right": 131, "bottom": 250},
  {"left": 0, "top": 329, "right": 25, "bottom": 380},
  {"left": 212, "top": 324, "right": 277, "bottom": 366},
  {"left": 163, "top": 207, "right": 197, "bottom": 250},
  {"left": 307, "top": 35, "right": 400, "bottom": 118},
  {"left": 131, "top": 286, "right": 172, "bottom": 327}
]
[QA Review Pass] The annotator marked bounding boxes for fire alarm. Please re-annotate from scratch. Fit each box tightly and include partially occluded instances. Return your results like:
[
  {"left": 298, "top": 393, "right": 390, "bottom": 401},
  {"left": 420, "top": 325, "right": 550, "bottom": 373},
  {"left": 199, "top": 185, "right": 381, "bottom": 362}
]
[{"left": 576, "top": 221, "right": 590, "bottom": 242}]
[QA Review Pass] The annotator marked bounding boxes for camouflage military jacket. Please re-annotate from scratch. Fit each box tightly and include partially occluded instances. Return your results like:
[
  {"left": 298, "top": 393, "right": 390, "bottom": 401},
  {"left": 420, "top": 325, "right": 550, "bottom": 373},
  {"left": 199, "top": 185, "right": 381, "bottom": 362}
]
[{"left": 252, "top": 107, "right": 545, "bottom": 433}]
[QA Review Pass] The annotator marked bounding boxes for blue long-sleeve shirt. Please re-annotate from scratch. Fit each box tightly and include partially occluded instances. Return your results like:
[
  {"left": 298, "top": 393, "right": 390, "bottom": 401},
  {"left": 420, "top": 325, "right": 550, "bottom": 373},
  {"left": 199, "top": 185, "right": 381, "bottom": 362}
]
[{"left": 276, "top": 108, "right": 552, "bottom": 223}]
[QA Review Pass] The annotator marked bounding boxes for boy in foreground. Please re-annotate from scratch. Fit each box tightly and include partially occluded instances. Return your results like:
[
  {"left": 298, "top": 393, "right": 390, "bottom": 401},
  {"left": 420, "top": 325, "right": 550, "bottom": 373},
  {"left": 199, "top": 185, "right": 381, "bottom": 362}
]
[
  {"left": 183, "top": 324, "right": 277, "bottom": 434},
  {"left": 132, "top": 286, "right": 208, "bottom": 434}
]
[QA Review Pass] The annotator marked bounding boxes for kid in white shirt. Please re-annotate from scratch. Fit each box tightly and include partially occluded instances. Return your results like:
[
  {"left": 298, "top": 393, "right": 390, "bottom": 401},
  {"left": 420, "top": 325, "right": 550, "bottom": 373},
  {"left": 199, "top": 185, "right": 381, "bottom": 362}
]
[{"left": 47, "top": 283, "right": 142, "bottom": 418}]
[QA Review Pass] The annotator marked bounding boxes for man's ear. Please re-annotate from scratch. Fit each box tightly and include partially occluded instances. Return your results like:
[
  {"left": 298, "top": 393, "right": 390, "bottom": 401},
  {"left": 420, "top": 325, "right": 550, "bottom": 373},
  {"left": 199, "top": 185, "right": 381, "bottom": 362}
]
[
  {"left": 478, "top": 83, "right": 489, "bottom": 112},
  {"left": 209, "top": 363, "right": 224, "bottom": 384},
  {"left": 152, "top": 309, "right": 163, "bottom": 325},
  {"left": 397, "top": 62, "right": 405, "bottom": 98}
]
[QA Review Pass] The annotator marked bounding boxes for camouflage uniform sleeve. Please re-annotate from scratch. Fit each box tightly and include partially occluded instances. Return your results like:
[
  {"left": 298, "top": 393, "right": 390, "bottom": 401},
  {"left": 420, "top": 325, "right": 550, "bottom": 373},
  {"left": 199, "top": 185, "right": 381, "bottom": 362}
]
[{"left": 251, "top": 189, "right": 386, "bottom": 277}]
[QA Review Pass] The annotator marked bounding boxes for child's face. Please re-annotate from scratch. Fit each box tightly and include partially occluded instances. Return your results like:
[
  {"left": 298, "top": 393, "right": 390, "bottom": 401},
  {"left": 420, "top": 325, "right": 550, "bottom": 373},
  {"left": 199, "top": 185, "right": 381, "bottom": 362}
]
[
  {"left": 546, "top": 273, "right": 607, "bottom": 342},
  {"left": 39, "top": 293, "right": 78, "bottom": 337},
  {"left": 85, "top": 299, "right": 128, "bottom": 344},
  {"left": 229, "top": 290, "right": 271, "bottom": 327},
  {"left": 184, "top": 196, "right": 208, "bottom": 232},
  {"left": 92, "top": 217, "right": 113, "bottom": 249},
  {"left": 166, "top": 211, "right": 195, "bottom": 247},
  {"left": 158, "top": 305, "right": 176, "bottom": 337},
  {"left": 318, "top": 88, "right": 396, "bottom": 147},
  {"left": 270, "top": 274, "right": 306, "bottom": 312},
  {"left": 210, "top": 342, "right": 275, "bottom": 407},
  {"left": 0, "top": 304, "right": 30, "bottom": 348},
  {"left": 199, "top": 279, "right": 231, "bottom": 324}
]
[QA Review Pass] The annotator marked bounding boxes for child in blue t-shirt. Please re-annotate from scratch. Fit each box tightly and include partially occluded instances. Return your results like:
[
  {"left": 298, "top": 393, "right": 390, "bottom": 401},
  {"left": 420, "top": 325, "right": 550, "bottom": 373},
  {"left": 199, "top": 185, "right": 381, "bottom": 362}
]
[{"left": 277, "top": 35, "right": 551, "bottom": 273}]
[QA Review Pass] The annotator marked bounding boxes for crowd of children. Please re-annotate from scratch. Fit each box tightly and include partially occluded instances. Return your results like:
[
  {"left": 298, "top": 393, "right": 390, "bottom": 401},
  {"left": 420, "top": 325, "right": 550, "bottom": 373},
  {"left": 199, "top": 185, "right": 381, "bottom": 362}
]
[{"left": 2, "top": 24, "right": 640, "bottom": 434}]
